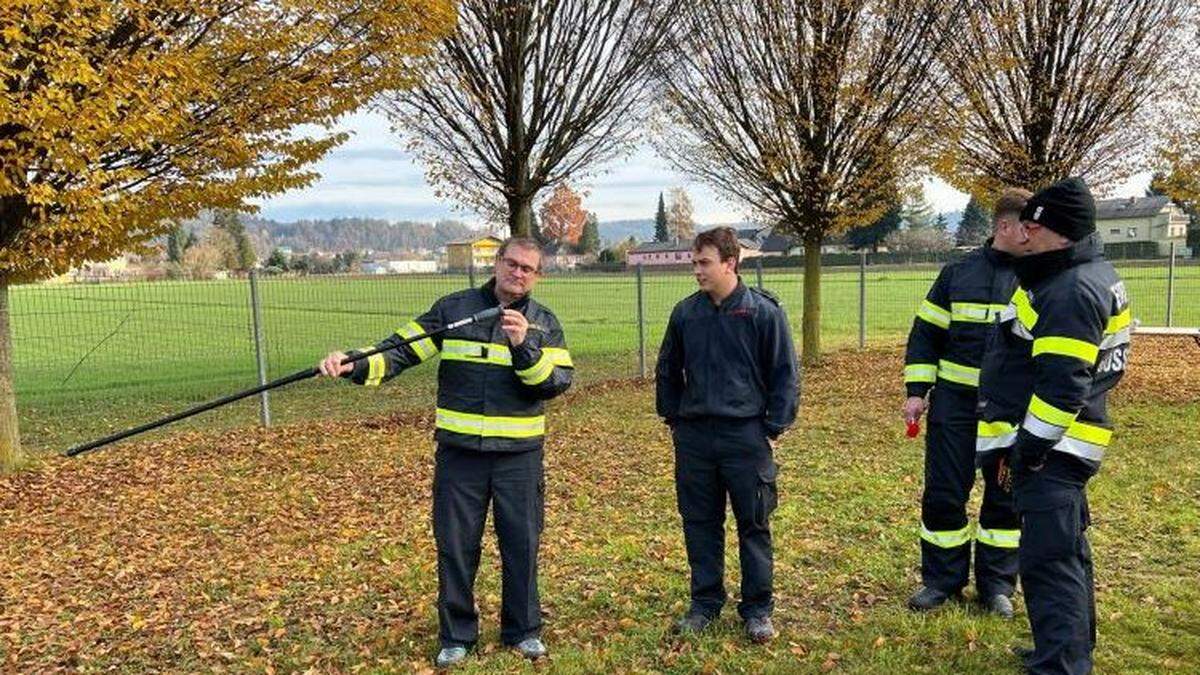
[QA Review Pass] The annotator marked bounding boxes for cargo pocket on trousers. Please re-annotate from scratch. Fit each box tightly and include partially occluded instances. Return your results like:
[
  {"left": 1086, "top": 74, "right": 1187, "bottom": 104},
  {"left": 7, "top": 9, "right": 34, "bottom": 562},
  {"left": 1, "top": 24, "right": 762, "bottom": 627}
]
[
  {"left": 755, "top": 462, "right": 779, "bottom": 528},
  {"left": 1017, "top": 489, "right": 1080, "bottom": 564}
]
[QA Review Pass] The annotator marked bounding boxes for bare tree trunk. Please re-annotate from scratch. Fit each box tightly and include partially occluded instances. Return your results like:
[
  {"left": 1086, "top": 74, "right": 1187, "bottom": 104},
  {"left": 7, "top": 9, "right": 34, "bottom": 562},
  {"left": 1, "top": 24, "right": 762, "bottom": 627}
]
[
  {"left": 507, "top": 195, "right": 533, "bottom": 237},
  {"left": 801, "top": 231, "right": 822, "bottom": 367},
  {"left": 0, "top": 272, "right": 23, "bottom": 471}
]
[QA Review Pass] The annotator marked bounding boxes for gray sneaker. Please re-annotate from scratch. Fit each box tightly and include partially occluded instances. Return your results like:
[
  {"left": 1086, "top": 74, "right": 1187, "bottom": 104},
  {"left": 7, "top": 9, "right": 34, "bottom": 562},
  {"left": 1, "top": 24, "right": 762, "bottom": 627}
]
[
  {"left": 674, "top": 610, "right": 715, "bottom": 635},
  {"left": 745, "top": 616, "right": 776, "bottom": 644},
  {"left": 515, "top": 637, "right": 547, "bottom": 660},
  {"left": 981, "top": 594, "right": 1014, "bottom": 619},
  {"left": 435, "top": 646, "right": 468, "bottom": 668}
]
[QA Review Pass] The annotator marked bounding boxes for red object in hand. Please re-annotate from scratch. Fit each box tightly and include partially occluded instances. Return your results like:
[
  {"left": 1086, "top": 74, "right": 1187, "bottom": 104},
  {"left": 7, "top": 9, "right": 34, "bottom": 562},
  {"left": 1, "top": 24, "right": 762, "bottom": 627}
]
[{"left": 906, "top": 419, "right": 921, "bottom": 438}]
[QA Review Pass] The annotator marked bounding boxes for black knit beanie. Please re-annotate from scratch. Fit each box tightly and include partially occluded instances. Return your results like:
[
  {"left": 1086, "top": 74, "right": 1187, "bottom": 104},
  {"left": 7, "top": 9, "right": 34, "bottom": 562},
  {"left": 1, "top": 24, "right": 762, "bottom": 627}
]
[{"left": 1020, "top": 177, "right": 1096, "bottom": 241}]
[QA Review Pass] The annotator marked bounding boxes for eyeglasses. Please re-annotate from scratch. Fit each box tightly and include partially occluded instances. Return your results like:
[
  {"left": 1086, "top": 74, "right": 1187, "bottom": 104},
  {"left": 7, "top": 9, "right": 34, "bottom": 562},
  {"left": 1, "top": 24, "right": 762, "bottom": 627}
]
[{"left": 500, "top": 257, "right": 539, "bottom": 275}]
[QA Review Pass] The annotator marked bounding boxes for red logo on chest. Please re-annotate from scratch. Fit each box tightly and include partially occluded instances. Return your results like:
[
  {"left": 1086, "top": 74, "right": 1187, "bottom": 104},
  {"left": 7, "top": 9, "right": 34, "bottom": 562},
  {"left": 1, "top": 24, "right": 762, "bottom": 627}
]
[{"left": 727, "top": 308, "right": 752, "bottom": 318}]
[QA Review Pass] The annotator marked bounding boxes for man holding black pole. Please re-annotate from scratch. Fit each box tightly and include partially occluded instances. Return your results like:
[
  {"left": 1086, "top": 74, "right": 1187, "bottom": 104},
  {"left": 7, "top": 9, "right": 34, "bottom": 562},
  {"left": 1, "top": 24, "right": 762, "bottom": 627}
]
[{"left": 318, "top": 237, "right": 573, "bottom": 669}]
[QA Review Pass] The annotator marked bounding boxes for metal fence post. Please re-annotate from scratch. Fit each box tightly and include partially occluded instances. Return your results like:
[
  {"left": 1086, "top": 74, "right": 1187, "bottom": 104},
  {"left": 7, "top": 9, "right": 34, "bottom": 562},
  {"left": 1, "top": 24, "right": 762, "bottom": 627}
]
[
  {"left": 248, "top": 270, "right": 271, "bottom": 427},
  {"left": 468, "top": 261, "right": 476, "bottom": 289},
  {"left": 858, "top": 249, "right": 867, "bottom": 349},
  {"left": 755, "top": 255, "right": 764, "bottom": 290},
  {"left": 1167, "top": 241, "right": 1176, "bottom": 327},
  {"left": 636, "top": 263, "right": 646, "bottom": 379}
]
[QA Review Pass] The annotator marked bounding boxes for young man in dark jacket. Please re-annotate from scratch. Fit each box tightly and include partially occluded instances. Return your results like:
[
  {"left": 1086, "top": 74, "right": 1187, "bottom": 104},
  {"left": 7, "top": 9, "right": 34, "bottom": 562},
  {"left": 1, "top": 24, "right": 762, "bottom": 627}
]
[
  {"left": 978, "top": 177, "right": 1129, "bottom": 674},
  {"left": 903, "top": 189, "right": 1031, "bottom": 617},
  {"left": 318, "top": 238, "right": 573, "bottom": 669},
  {"left": 656, "top": 226, "right": 799, "bottom": 644}
]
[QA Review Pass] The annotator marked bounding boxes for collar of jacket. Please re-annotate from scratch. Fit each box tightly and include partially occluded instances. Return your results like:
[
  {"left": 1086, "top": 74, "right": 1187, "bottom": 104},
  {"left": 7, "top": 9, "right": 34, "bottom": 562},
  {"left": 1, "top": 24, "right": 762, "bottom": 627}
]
[
  {"left": 705, "top": 277, "right": 749, "bottom": 310},
  {"left": 480, "top": 277, "right": 532, "bottom": 312},
  {"left": 982, "top": 238, "right": 1014, "bottom": 266},
  {"left": 1012, "top": 232, "right": 1103, "bottom": 286}
]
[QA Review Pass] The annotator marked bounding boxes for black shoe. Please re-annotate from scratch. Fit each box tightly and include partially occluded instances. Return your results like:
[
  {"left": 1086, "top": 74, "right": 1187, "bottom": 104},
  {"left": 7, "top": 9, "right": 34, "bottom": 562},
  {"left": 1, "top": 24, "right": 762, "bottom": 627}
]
[
  {"left": 981, "top": 594, "right": 1014, "bottom": 619},
  {"left": 674, "top": 610, "right": 715, "bottom": 634},
  {"left": 744, "top": 616, "right": 776, "bottom": 644},
  {"left": 1010, "top": 644, "right": 1035, "bottom": 661},
  {"left": 906, "top": 586, "right": 957, "bottom": 612}
]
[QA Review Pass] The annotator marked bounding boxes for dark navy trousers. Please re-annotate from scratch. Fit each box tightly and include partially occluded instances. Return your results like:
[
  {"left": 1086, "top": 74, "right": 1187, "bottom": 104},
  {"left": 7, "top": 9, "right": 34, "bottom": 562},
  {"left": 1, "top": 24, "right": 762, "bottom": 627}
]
[
  {"left": 672, "top": 417, "right": 778, "bottom": 620},
  {"left": 1015, "top": 467, "right": 1096, "bottom": 675},
  {"left": 433, "top": 444, "right": 544, "bottom": 648},
  {"left": 921, "top": 385, "right": 1020, "bottom": 597}
]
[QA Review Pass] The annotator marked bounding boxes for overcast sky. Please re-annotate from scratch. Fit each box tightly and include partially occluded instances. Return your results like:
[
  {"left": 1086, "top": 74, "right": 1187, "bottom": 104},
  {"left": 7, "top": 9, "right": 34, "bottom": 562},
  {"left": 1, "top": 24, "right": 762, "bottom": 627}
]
[{"left": 252, "top": 111, "right": 1151, "bottom": 226}]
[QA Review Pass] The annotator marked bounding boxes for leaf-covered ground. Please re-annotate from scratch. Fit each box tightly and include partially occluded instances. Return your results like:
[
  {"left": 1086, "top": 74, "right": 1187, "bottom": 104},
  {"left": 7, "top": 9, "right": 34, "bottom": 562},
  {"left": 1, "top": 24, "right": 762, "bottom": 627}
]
[{"left": 2, "top": 338, "right": 1198, "bottom": 673}]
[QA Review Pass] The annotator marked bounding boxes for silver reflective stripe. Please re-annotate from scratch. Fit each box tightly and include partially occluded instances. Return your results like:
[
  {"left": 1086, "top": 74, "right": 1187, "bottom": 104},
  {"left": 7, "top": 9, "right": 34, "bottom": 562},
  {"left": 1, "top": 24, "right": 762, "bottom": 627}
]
[
  {"left": 1022, "top": 412, "right": 1067, "bottom": 441},
  {"left": 1053, "top": 437, "right": 1106, "bottom": 462},
  {"left": 998, "top": 304, "right": 1017, "bottom": 322},
  {"left": 976, "top": 431, "right": 1017, "bottom": 452},
  {"left": 1099, "top": 328, "right": 1131, "bottom": 350},
  {"left": 1010, "top": 320, "right": 1033, "bottom": 340}
]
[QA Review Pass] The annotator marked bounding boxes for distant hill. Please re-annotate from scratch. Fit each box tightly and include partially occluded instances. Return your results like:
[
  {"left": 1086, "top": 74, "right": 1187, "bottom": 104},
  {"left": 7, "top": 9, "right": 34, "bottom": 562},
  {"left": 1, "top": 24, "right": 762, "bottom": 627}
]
[{"left": 175, "top": 212, "right": 480, "bottom": 256}]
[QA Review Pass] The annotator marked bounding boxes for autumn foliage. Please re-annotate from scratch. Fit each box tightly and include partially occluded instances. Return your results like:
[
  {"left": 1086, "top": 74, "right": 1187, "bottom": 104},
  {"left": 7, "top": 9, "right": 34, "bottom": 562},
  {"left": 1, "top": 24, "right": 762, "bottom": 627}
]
[
  {"left": 538, "top": 183, "right": 588, "bottom": 245},
  {"left": 0, "top": 0, "right": 455, "bottom": 282}
]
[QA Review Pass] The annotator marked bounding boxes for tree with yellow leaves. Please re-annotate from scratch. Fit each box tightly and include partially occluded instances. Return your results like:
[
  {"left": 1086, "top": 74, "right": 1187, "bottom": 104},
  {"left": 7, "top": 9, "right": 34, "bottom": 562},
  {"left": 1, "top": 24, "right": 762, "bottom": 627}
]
[{"left": 0, "top": 0, "right": 454, "bottom": 470}]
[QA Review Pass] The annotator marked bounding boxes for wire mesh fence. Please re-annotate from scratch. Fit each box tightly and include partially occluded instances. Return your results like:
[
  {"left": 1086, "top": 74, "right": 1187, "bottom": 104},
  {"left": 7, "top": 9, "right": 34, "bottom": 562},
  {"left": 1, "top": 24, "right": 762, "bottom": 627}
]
[{"left": 8, "top": 249, "right": 1198, "bottom": 452}]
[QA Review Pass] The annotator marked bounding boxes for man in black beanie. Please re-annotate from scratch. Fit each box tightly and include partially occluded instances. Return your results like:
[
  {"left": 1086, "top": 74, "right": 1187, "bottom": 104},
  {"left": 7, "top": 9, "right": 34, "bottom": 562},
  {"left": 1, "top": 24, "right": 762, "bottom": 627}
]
[{"left": 976, "top": 177, "right": 1129, "bottom": 673}]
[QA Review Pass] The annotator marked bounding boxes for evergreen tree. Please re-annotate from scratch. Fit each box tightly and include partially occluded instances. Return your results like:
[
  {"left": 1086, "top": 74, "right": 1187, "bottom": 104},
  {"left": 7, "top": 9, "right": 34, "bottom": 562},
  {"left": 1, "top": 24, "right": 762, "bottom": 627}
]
[
  {"left": 956, "top": 196, "right": 992, "bottom": 247},
  {"left": 654, "top": 192, "right": 669, "bottom": 242},
  {"left": 845, "top": 204, "right": 902, "bottom": 253},
  {"left": 579, "top": 212, "right": 601, "bottom": 254},
  {"left": 166, "top": 225, "right": 191, "bottom": 263},
  {"left": 212, "top": 209, "right": 256, "bottom": 271}
]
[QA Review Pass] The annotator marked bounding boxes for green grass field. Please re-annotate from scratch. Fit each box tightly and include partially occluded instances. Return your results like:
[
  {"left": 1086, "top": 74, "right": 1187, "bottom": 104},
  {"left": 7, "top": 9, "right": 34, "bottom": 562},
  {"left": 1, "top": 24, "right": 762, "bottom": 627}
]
[
  {"left": 2, "top": 342, "right": 1196, "bottom": 672},
  {"left": 9, "top": 263, "right": 1199, "bottom": 451}
]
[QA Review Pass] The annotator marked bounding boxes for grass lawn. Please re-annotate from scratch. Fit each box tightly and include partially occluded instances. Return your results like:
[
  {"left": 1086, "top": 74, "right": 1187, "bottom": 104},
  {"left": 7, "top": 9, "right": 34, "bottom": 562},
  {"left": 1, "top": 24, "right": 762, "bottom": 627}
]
[
  {"left": 9, "top": 263, "right": 1200, "bottom": 452},
  {"left": 2, "top": 337, "right": 1196, "bottom": 672}
]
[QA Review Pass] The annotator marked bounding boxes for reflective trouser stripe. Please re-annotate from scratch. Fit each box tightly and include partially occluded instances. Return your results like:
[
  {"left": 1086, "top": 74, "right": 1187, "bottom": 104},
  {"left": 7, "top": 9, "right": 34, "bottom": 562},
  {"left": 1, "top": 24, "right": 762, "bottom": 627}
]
[
  {"left": 920, "top": 523, "right": 972, "bottom": 549},
  {"left": 976, "top": 527, "right": 1020, "bottom": 549},
  {"left": 435, "top": 408, "right": 545, "bottom": 439}
]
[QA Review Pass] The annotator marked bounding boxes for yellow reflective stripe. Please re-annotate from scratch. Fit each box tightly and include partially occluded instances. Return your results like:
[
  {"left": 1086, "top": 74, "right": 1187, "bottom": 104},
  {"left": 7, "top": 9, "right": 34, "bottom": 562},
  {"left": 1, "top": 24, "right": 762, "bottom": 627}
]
[
  {"left": 977, "top": 420, "right": 1017, "bottom": 438},
  {"left": 516, "top": 352, "right": 555, "bottom": 385},
  {"left": 1028, "top": 394, "right": 1078, "bottom": 428},
  {"left": 365, "top": 352, "right": 386, "bottom": 387},
  {"left": 951, "top": 302, "right": 1007, "bottom": 323},
  {"left": 917, "top": 300, "right": 951, "bottom": 329},
  {"left": 398, "top": 321, "right": 438, "bottom": 362},
  {"left": 937, "top": 359, "right": 980, "bottom": 387},
  {"left": 1065, "top": 420, "right": 1112, "bottom": 446},
  {"left": 1032, "top": 336, "right": 1099, "bottom": 364},
  {"left": 976, "top": 419, "right": 1018, "bottom": 452},
  {"left": 435, "top": 408, "right": 545, "bottom": 438},
  {"left": 441, "top": 339, "right": 513, "bottom": 366},
  {"left": 920, "top": 524, "right": 972, "bottom": 549},
  {"left": 542, "top": 347, "right": 574, "bottom": 368},
  {"left": 1011, "top": 288, "right": 1038, "bottom": 330},
  {"left": 1105, "top": 307, "right": 1131, "bottom": 334},
  {"left": 976, "top": 527, "right": 1020, "bottom": 549},
  {"left": 904, "top": 363, "right": 938, "bottom": 384}
]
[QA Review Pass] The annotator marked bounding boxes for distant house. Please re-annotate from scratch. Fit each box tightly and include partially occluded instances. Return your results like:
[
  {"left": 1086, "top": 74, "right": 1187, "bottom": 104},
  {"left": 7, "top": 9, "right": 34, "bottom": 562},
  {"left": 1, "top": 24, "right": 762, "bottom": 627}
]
[
  {"left": 1096, "top": 196, "right": 1190, "bottom": 256},
  {"left": 627, "top": 237, "right": 762, "bottom": 267},
  {"left": 541, "top": 242, "right": 589, "bottom": 271},
  {"left": 361, "top": 259, "right": 439, "bottom": 275},
  {"left": 445, "top": 235, "right": 503, "bottom": 271}
]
